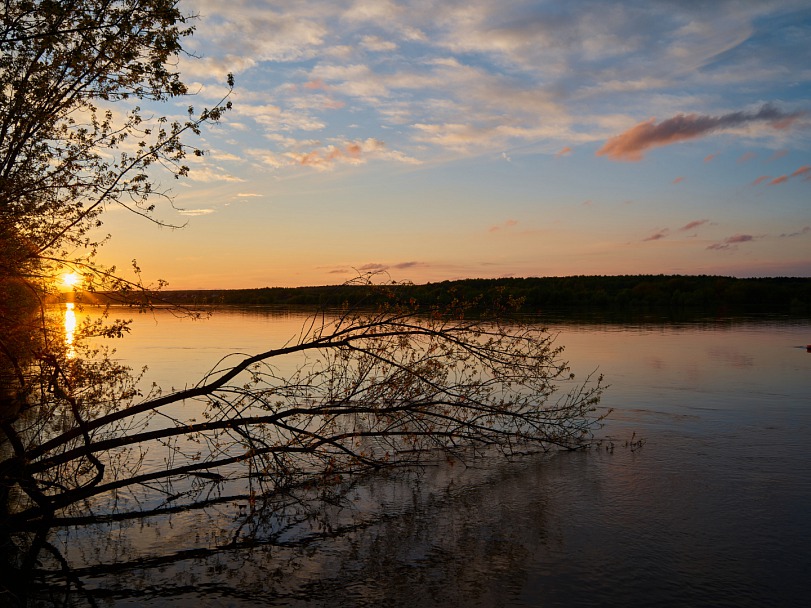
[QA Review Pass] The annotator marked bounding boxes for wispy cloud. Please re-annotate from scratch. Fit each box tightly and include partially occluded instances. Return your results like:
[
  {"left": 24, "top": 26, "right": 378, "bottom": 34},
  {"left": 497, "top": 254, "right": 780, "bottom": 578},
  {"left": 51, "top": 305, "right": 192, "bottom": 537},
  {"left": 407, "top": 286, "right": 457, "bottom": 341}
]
[
  {"left": 489, "top": 219, "right": 519, "bottom": 233},
  {"left": 704, "top": 153, "right": 718, "bottom": 163},
  {"left": 186, "top": 168, "right": 245, "bottom": 183},
  {"left": 342, "top": 261, "right": 429, "bottom": 274},
  {"left": 302, "top": 78, "right": 329, "bottom": 90},
  {"left": 249, "top": 138, "right": 419, "bottom": 171},
  {"left": 178, "top": 208, "right": 217, "bottom": 216},
  {"left": 644, "top": 220, "right": 709, "bottom": 241},
  {"left": 643, "top": 229, "right": 669, "bottom": 241},
  {"left": 555, "top": 146, "right": 572, "bottom": 157},
  {"left": 679, "top": 219, "right": 709, "bottom": 232},
  {"left": 738, "top": 151, "right": 757, "bottom": 163},
  {"left": 359, "top": 35, "right": 398, "bottom": 52},
  {"left": 707, "top": 234, "right": 757, "bottom": 250},
  {"left": 672, "top": 176, "right": 685, "bottom": 184},
  {"left": 597, "top": 105, "right": 803, "bottom": 161},
  {"left": 780, "top": 226, "right": 811, "bottom": 238},
  {"left": 758, "top": 165, "right": 811, "bottom": 186}
]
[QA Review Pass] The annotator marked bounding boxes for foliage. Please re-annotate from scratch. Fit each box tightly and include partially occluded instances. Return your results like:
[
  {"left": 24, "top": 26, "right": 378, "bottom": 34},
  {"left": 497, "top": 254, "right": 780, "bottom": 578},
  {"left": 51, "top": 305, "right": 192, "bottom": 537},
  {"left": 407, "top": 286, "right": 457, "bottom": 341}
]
[
  {"left": 0, "top": 2, "right": 605, "bottom": 605},
  {"left": 158, "top": 275, "right": 811, "bottom": 316},
  {"left": 0, "top": 286, "right": 605, "bottom": 605},
  {"left": 0, "top": 0, "right": 232, "bottom": 293},
  {"left": 3, "top": 286, "right": 605, "bottom": 523}
]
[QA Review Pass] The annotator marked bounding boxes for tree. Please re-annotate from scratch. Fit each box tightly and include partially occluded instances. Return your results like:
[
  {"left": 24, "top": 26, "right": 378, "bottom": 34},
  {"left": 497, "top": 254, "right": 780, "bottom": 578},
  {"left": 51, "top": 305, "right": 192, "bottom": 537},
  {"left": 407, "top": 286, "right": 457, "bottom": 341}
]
[
  {"left": 6, "top": 289, "right": 604, "bottom": 522},
  {"left": 0, "top": 0, "right": 232, "bottom": 295},
  {"left": 1, "top": 285, "right": 605, "bottom": 605},
  {"left": 0, "top": 2, "right": 605, "bottom": 604}
]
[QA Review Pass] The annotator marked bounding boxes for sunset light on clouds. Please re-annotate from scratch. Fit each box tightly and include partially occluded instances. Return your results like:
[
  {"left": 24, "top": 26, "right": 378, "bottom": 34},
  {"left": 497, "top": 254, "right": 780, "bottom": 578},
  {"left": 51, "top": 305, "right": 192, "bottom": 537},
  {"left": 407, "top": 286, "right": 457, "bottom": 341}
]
[{"left": 99, "top": 0, "right": 811, "bottom": 288}]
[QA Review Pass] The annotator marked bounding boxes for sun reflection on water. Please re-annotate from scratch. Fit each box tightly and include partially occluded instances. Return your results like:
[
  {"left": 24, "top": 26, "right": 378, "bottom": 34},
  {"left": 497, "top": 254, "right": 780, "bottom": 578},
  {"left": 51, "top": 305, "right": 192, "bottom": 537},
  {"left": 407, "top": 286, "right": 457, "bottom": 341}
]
[{"left": 64, "top": 302, "right": 76, "bottom": 359}]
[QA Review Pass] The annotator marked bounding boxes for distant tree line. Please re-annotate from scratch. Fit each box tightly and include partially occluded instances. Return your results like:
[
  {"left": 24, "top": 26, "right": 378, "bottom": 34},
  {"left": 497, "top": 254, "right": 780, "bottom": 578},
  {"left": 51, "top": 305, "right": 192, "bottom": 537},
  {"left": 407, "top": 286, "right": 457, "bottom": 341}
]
[{"left": 151, "top": 275, "right": 811, "bottom": 315}]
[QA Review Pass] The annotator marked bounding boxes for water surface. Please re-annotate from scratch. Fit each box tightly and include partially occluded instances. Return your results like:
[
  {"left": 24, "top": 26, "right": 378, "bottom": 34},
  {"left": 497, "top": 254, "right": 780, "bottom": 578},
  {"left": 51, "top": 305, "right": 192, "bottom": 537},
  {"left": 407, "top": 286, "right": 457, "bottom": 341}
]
[{"left": 52, "top": 309, "right": 811, "bottom": 606}]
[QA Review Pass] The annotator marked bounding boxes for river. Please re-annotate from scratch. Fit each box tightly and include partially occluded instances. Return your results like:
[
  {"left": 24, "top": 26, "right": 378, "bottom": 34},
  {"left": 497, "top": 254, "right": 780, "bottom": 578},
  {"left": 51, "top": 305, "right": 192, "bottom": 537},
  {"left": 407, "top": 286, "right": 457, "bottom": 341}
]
[{"left": 43, "top": 308, "right": 811, "bottom": 606}]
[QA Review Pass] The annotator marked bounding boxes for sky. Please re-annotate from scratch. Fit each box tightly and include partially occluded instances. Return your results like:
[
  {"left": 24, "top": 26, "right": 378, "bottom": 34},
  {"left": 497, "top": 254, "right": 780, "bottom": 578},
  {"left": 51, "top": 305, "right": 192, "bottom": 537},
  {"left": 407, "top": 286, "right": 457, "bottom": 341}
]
[{"left": 99, "top": 0, "right": 811, "bottom": 289}]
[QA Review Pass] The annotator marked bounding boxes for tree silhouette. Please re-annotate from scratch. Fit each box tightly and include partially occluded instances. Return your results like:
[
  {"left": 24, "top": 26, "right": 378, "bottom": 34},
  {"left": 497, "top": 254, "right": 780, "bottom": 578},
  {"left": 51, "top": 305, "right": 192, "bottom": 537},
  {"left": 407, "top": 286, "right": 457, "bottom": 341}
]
[{"left": 0, "top": 3, "right": 604, "bottom": 605}]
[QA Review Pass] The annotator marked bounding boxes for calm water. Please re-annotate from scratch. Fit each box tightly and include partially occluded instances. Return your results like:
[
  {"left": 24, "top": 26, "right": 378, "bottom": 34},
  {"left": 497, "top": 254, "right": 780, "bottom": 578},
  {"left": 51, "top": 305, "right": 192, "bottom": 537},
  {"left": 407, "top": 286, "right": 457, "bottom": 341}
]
[{"left": 50, "top": 308, "right": 811, "bottom": 606}]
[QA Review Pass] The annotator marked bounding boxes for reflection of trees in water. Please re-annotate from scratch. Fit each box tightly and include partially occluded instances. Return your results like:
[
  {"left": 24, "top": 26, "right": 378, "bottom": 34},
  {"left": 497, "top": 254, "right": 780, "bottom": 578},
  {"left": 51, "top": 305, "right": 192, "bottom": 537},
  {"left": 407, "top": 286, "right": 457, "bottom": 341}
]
[
  {"left": 1, "top": 2, "right": 604, "bottom": 604},
  {"left": 24, "top": 451, "right": 560, "bottom": 607},
  {"left": 1, "top": 293, "right": 604, "bottom": 606}
]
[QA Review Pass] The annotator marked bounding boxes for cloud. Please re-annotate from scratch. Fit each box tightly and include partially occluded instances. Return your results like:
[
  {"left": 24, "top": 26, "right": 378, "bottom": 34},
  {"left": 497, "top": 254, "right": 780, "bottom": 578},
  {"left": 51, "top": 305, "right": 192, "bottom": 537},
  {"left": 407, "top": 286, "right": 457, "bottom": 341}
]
[
  {"left": 178, "top": 208, "right": 216, "bottom": 216},
  {"left": 236, "top": 193, "right": 263, "bottom": 198},
  {"left": 359, "top": 35, "right": 398, "bottom": 52},
  {"left": 303, "top": 78, "right": 329, "bottom": 90},
  {"left": 489, "top": 219, "right": 519, "bottom": 233},
  {"left": 392, "top": 261, "right": 422, "bottom": 269},
  {"left": 707, "top": 234, "right": 756, "bottom": 250},
  {"left": 353, "top": 261, "right": 427, "bottom": 273},
  {"left": 780, "top": 226, "right": 811, "bottom": 238},
  {"left": 642, "top": 219, "right": 709, "bottom": 241},
  {"left": 752, "top": 175, "right": 770, "bottom": 186},
  {"left": 643, "top": 229, "right": 669, "bottom": 241},
  {"left": 185, "top": 167, "right": 245, "bottom": 183},
  {"left": 738, "top": 151, "right": 757, "bottom": 163},
  {"left": 672, "top": 176, "right": 685, "bottom": 184},
  {"left": 769, "top": 149, "right": 789, "bottom": 161},
  {"left": 703, "top": 153, "right": 717, "bottom": 163},
  {"left": 596, "top": 105, "right": 804, "bottom": 161},
  {"left": 254, "top": 138, "right": 418, "bottom": 171},
  {"left": 679, "top": 219, "right": 709, "bottom": 232},
  {"left": 555, "top": 146, "right": 572, "bottom": 157},
  {"left": 766, "top": 166, "right": 811, "bottom": 186}
]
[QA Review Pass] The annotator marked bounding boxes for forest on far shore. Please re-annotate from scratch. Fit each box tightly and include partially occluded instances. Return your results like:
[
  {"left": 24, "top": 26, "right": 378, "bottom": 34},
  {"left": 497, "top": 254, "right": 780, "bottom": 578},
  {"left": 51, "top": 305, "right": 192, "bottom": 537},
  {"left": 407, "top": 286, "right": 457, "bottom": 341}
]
[{"left": 117, "top": 275, "right": 811, "bottom": 316}]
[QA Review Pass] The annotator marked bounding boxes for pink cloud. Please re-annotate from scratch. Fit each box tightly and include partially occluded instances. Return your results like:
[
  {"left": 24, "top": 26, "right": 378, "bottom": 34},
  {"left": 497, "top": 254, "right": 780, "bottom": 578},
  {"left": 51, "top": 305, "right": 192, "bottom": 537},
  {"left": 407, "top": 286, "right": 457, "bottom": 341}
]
[
  {"left": 707, "top": 234, "right": 756, "bottom": 250},
  {"left": 790, "top": 165, "right": 811, "bottom": 178},
  {"left": 704, "top": 153, "right": 718, "bottom": 163},
  {"left": 769, "top": 149, "right": 789, "bottom": 161},
  {"left": 555, "top": 146, "right": 572, "bottom": 157},
  {"left": 738, "top": 151, "right": 757, "bottom": 163},
  {"left": 672, "top": 176, "right": 685, "bottom": 184},
  {"left": 303, "top": 78, "right": 329, "bottom": 90},
  {"left": 643, "top": 229, "right": 669, "bottom": 241},
  {"left": 289, "top": 139, "right": 386, "bottom": 169},
  {"left": 679, "top": 219, "right": 709, "bottom": 232},
  {"left": 768, "top": 175, "right": 789, "bottom": 185},
  {"left": 752, "top": 175, "right": 771, "bottom": 186},
  {"left": 596, "top": 104, "right": 803, "bottom": 161}
]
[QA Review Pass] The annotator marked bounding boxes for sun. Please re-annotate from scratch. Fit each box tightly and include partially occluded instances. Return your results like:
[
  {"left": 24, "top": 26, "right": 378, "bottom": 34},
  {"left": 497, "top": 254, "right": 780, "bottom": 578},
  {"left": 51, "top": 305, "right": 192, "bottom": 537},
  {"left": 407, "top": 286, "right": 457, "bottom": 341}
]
[{"left": 61, "top": 272, "right": 82, "bottom": 289}]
